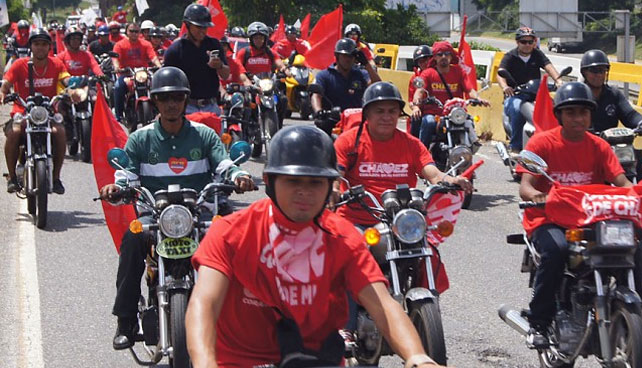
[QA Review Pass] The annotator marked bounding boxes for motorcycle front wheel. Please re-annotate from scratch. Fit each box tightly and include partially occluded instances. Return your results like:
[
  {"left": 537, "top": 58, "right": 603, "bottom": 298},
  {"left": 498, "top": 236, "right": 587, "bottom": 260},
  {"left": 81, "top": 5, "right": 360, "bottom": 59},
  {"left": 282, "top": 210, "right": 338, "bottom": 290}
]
[
  {"left": 610, "top": 302, "right": 642, "bottom": 368},
  {"left": 409, "top": 299, "right": 447, "bottom": 365},
  {"left": 169, "top": 290, "right": 190, "bottom": 368},
  {"left": 34, "top": 159, "right": 48, "bottom": 229},
  {"left": 262, "top": 110, "right": 279, "bottom": 160},
  {"left": 80, "top": 119, "right": 92, "bottom": 163}
]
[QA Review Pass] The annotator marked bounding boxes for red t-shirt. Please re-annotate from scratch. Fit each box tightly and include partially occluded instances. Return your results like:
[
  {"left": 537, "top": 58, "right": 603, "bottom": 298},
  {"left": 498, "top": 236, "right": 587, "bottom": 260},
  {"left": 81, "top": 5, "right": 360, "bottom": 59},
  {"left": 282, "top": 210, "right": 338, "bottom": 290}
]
[
  {"left": 419, "top": 65, "right": 469, "bottom": 115},
  {"left": 271, "top": 39, "right": 309, "bottom": 59},
  {"left": 408, "top": 68, "right": 422, "bottom": 106},
  {"left": 192, "top": 198, "right": 386, "bottom": 367},
  {"left": 109, "top": 33, "right": 124, "bottom": 44},
  {"left": 112, "top": 11, "right": 127, "bottom": 24},
  {"left": 162, "top": 38, "right": 173, "bottom": 49},
  {"left": 57, "top": 49, "right": 103, "bottom": 76},
  {"left": 113, "top": 38, "right": 156, "bottom": 68},
  {"left": 221, "top": 52, "right": 246, "bottom": 87},
  {"left": 235, "top": 47, "right": 272, "bottom": 75},
  {"left": 517, "top": 126, "right": 625, "bottom": 234},
  {"left": 334, "top": 125, "right": 435, "bottom": 225},
  {"left": 4, "top": 56, "right": 69, "bottom": 114},
  {"left": 357, "top": 42, "right": 374, "bottom": 61}
]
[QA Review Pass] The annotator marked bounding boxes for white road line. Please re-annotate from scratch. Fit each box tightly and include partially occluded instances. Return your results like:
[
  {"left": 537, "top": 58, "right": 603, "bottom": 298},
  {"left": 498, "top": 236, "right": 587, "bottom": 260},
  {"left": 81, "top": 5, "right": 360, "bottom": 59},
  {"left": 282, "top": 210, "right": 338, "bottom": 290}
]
[{"left": 17, "top": 200, "right": 44, "bottom": 368}]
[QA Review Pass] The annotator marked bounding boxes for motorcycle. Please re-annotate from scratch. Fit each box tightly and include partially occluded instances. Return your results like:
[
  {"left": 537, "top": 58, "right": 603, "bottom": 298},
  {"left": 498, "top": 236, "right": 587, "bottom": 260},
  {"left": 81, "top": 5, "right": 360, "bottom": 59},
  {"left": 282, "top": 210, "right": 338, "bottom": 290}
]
[
  {"left": 122, "top": 66, "right": 158, "bottom": 133},
  {"left": 494, "top": 66, "right": 572, "bottom": 181},
  {"left": 251, "top": 72, "right": 281, "bottom": 160},
  {"left": 284, "top": 54, "right": 314, "bottom": 120},
  {"left": 3, "top": 36, "right": 30, "bottom": 73},
  {"left": 336, "top": 159, "right": 483, "bottom": 366},
  {"left": 219, "top": 83, "right": 260, "bottom": 155},
  {"left": 101, "top": 141, "right": 252, "bottom": 368},
  {"left": 94, "top": 52, "right": 119, "bottom": 108},
  {"left": 4, "top": 87, "right": 65, "bottom": 228},
  {"left": 499, "top": 150, "right": 642, "bottom": 368},
  {"left": 63, "top": 75, "right": 97, "bottom": 162},
  {"left": 595, "top": 127, "right": 642, "bottom": 184}
]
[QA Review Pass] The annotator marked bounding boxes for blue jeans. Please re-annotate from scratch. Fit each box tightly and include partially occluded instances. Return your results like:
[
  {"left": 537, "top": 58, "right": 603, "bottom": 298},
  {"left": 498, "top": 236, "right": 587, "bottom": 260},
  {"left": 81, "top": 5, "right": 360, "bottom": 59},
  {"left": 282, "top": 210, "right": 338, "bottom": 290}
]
[
  {"left": 186, "top": 103, "right": 221, "bottom": 116},
  {"left": 504, "top": 95, "right": 527, "bottom": 151},
  {"left": 114, "top": 75, "right": 127, "bottom": 122},
  {"left": 419, "top": 114, "right": 437, "bottom": 148}
]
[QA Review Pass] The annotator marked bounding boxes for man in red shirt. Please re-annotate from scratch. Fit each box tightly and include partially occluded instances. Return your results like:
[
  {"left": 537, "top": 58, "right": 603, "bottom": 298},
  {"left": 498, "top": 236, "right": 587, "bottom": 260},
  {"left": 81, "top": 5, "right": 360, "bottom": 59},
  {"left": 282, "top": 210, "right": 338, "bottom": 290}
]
[
  {"left": 112, "top": 22, "right": 161, "bottom": 123},
  {"left": 344, "top": 23, "right": 376, "bottom": 70},
  {"left": 1, "top": 29, "right": 70, "bottom": 194},
  {"left": 186, "top": 125, "right": 444, "bottom": 368},
  {"left": 517, "top": 82, "right": 634, "bottom": 347},
  {"left": 108, "top": 21, "right": 124, "bottom": 43},
  {"left": 235, "top": 21, "right": 287, "bottom": 76},
  {"left": 219, "top": 36, "right": 251, "bottom": 89},
  {"left": 57, "top": 26, "right": 104, "bottom": 76},
  {"left": 271, "top": 25, "right": 310, "bottom": 60},
  {"left": 148, "top": 26, "right": 165, "bottom": 60},
  {"left": 112, "top": 6, "right": 128, "bottom": 25},
  {"left": 408, "top": 45, "right": 432, "bottom": 137}
]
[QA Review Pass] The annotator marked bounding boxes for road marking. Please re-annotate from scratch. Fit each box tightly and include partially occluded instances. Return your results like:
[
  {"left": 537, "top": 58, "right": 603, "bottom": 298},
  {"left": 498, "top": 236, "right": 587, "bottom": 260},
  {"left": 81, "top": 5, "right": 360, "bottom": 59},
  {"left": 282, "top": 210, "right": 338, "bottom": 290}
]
[{"left": 17, "top": 200, "right": 44, "bottom": 368}]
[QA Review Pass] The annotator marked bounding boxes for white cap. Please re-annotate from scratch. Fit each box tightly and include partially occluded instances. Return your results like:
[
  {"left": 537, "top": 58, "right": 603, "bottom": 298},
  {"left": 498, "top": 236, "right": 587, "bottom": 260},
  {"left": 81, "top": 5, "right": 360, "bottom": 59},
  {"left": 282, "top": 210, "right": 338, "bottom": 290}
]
[{"left": 141, "top": 20, "right": 155, "bottom": 30}]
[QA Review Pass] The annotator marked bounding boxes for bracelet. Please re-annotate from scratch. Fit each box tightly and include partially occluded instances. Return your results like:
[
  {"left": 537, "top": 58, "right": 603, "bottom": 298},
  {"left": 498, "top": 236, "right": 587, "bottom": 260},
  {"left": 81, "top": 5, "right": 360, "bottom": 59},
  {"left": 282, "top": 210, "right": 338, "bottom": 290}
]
[{"left": 404, "top": 354, "right": 436, "bottom": 368}]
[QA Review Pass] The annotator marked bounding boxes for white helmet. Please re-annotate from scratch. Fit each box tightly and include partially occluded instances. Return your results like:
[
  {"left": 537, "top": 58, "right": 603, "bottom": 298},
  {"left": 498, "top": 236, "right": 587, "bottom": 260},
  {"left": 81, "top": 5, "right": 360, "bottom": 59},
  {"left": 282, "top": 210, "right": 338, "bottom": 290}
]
[
  {"left": 165, "top": 23, "right": 177, "bottom": 32},
  {"left": 344, "top": 23, "right": 361, "bottom": 37},
  {"left": 141, "top": 20, "right": 155, "bottom": 30}
]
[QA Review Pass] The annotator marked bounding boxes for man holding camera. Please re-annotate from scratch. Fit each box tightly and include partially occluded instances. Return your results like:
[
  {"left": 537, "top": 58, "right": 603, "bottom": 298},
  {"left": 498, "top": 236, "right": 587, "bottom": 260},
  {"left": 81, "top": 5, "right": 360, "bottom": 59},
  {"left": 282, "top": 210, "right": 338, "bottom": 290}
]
[{"left": 164, "top": 4, "right": 229, "bottom": 115}]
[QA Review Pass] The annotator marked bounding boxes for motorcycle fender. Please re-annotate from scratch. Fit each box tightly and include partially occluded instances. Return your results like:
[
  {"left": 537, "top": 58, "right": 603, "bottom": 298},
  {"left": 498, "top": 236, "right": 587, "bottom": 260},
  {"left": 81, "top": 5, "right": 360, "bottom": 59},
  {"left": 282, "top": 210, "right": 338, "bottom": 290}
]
[
  {"left": 403, "top": 287, "right": 437, "bottom": 310},
  {"left": 614, "top": 286, "right": 642, "bottom": 306},
  {"left": 135, "top": 96, "right": 150, "bottom": 110},
  {"left": 261, "top": 95, "right": 274, "bottom": 109},
  {"left": 164, "top": 278, "right": 193, "bottom": 291}
]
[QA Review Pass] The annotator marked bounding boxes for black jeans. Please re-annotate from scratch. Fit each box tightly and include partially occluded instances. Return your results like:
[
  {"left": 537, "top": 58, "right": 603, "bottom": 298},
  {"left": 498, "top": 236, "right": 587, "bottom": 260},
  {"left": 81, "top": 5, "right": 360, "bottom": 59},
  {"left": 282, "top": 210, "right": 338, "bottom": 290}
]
[{"left": 529, "top": 224, "right": 642, "bottom": 329}]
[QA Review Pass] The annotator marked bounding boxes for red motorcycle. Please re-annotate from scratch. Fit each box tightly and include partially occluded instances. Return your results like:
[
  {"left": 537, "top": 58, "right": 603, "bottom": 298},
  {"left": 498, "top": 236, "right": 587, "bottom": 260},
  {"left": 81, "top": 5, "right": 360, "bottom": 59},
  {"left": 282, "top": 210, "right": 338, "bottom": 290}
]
[{"left": 122, "top": 67, "right": 158, "bottom": 133}]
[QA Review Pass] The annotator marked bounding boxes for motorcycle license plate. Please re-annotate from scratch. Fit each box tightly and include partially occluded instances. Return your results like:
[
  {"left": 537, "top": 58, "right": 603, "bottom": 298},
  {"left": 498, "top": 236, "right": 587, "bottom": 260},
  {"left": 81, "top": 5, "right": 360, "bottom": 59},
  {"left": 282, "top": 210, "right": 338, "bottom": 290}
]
[{"left": 156, "top": 237, "right": 198, "bottom": 259}]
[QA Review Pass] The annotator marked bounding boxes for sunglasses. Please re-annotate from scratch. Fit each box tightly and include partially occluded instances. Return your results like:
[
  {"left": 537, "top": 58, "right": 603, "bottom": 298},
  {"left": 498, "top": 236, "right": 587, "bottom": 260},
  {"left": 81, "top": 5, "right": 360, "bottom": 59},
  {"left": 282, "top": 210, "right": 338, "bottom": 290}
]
[
  {"left": 587, "top": 66, "right": 609, "bottom": 74},
  {"left": 518, "top": 39, "right": 535, "bottom": 45},
  {"left": 128, "top": 29, "right": 140, "bottom": 33},
  {"left": 154, "top": 93, "right": 187, "bottom": 102},
  {"left": 435, "top": 52, "right": 452, "bottom": 57}
]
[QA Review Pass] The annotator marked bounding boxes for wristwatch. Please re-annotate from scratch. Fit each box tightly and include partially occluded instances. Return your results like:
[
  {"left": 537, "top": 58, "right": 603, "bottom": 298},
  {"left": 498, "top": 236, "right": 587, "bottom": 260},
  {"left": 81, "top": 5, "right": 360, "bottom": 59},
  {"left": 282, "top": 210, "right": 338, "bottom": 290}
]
[{"left": 404, "top": 354, "right": 436, "bottom": 368}]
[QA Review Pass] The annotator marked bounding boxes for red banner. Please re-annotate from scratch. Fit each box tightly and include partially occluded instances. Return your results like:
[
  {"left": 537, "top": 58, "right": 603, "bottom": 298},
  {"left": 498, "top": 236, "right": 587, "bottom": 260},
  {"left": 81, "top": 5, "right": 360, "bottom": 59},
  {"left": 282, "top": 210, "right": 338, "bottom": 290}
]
[
  {"left": 55, "top": 30, "right": 66, "bottom": 55},
  {"left": 532, "top": 74, "right": 558, "bottom": 133},
  {"left": 270, "top": 15, "right": 285, "bottom": 43},
  {"left": 91, "top": 88, "right": 136, "bottom": 253},
  {"left": 304, "top": 5, "right": 343, "bottom": 70},
  {"left": 179, "top": 0, "right": 228, "bottom": 40},
  {"left": 300, "top": 13, "right": 311, "bottom": 40},
  {"left": 458, "top": 16, "right": 477, "bottom": 93}
]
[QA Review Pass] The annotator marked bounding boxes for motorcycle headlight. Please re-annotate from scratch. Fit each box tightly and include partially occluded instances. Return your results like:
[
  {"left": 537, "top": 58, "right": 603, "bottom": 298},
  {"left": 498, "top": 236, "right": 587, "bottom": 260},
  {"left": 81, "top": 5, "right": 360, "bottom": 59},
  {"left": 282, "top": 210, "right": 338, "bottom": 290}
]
[
  {"left": 449, "top": 107, "right": 468, "bottom": 125},
  {"left": 29, "top": 106, "right": 48, "bottom": 125},
  {"left": 70, "top": 87, "right": 88, "bottom": 104},
  {"left": 392, "top": 209, "right": 426, "bottom": 244},
  {"left": 613, "top": 144, "right": 635, "bottom": 163},
  {"left": 159, "top": 205, "right": 193, "bottom": 238},
  {"left": 449, "top": 145, "right": 473, "bottom": 166},
  {"left": 258, "top": 78, "right": 274, "bottom": 92},
  {"left": 230, "top": 92, "right": 244, "bottom": 107},
  {"left": 135, "top": 70, "right": 148, "bottom": 84}
]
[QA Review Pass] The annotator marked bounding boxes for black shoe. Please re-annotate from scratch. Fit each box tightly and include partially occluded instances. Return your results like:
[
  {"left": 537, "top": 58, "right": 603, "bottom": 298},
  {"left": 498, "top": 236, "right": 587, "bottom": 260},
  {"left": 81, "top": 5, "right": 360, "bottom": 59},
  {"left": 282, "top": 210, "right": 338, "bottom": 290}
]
[
  {"left": 526, "top": 327, "right": 549, "bottom": 349},
  {"left": 7, "top": 177, "right": 19, "bottom": 193},
  {"left": 113, "top": 317, "right": 136, "bottom": 350},
  {"left": 52, "top": 179, "right": 65, "bottom": 195}
]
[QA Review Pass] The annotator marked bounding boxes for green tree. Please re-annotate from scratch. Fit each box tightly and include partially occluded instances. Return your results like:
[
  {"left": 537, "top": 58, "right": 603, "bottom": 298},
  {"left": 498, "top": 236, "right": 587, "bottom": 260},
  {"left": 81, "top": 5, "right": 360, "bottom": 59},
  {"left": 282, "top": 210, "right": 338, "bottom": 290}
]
[
  {"left": 7, "top": 0, "right": 29, "bottom": 22},
  {"left": 470, "top": 0, "right": 514, "bottom": 12}
]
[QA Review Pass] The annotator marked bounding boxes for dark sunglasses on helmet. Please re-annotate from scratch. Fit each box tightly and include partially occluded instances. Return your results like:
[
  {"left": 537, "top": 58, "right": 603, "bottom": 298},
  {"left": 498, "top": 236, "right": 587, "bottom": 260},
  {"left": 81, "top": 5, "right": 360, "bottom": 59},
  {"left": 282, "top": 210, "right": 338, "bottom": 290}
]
[
  {"left": 518, "top": 39, "right": 534, "bottom": 45},
  {"left": 154, "top": 93, "right": 187, "bottom": 102},
  {"left": 587, "top": 66, "right": 609, "bottom": 74}
]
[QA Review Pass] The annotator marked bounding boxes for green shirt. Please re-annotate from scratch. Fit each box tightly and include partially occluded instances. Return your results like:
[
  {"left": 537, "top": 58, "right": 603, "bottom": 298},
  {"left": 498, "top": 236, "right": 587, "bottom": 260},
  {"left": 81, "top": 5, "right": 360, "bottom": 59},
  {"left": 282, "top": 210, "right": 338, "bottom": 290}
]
[{"left": 115, "top": 118, "right": 246, "bottom": 194}]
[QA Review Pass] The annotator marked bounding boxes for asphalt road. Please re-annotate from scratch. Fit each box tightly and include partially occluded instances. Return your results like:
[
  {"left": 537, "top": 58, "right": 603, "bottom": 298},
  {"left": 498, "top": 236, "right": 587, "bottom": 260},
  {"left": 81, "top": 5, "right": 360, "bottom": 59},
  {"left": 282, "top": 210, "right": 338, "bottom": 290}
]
[{"left": 0, "top": 108, "right": 604, "bottom": 368}]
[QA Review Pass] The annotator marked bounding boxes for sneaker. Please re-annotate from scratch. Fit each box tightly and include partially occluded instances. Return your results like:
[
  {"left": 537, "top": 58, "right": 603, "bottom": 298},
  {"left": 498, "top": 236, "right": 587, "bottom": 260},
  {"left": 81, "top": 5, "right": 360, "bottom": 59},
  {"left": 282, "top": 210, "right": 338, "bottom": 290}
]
[
  {"left": 526, "top": 327, "right": 549, "bottom": 349},
  {"left": 339, "top": 329, "right": 357, "bottom": 352},
  {"left": 52, "top": 179, "right": 65, "bottom": 195},
  {"left": 6, "top": 177, "right": 19, "bottom": 193},
  {"left": 113, "top": 317, "right": 136, "bottom": 350}
]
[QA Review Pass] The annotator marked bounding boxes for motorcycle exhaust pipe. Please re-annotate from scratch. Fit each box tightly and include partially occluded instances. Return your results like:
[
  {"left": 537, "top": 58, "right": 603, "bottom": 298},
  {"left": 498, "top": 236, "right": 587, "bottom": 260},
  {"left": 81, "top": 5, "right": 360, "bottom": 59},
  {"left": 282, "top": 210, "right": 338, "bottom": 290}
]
[
  {"left": 494, "top": 142, "right": 511, "bottom": 166},
  {"left": 498, "top": 304, "right": 530, "bottom": 336}
]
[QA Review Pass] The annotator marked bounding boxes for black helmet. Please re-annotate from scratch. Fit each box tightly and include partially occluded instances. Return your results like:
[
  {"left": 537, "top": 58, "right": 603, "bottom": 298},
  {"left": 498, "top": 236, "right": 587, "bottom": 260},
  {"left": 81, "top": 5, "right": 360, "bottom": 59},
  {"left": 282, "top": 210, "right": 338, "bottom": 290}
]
[
  {"left": 264, "top": 125, "right": 339, "bottom": 179},
  {"left": 247, "top": 22, "right": 269, "bottom": 38},
  {"left": 183, "top": 4, "right": 213, "bottom": 28},
  {"left": 285, "top": 25, "right": 298, "bottom": 36},
  {"left": 149, "top": 26, "right": 163, "bottom": 38},
  {"left": 64, "top": 26, "right": 83, "bottom": 42},
  {"left": 413, "top": 45, "right": 432, "bottom": 63},
  {"left": 150, "top": 67, "right": 191, "bottom": 96},
  {"left": 230, "top": 26, "right": 245, "bottom": 38},
  {"left": 29, "top": 28, "right": 52, "bottom": 45},
  {"left": 515, "top": 26, "right": 536, "bottom": 40},
  {"left": 362, "top": 82, "right": 405, "bottom": 111},
  {"left": 580, "top": 49, "right": 610, "bottom": 71},
  {"left": 17, "top": 20, "right": 30, "bottom": 29},
  {"left": 344, "top": 23, "right": 361, "bottom": 37},
  {"left": 553, "top": 82, "right": 597, "bottom": 113},
  {"left": 334, "top": 38, "right": 357, "bottom": 55}
]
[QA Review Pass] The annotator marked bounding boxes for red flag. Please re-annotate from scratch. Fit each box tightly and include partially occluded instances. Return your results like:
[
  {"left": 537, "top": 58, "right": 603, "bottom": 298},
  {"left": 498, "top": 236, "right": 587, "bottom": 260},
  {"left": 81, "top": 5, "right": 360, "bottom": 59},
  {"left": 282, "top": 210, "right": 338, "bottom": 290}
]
[
  {"left": 458, "top": 16, "right": 477, "bottom": 94},
  {"left": 532, "top": 74, "right": 558, "bottom": 133},
  {"left": 179, "top": 0, "right": 228, "bottom": 39},
  {"left": 55, "top": 30, "right": 66, "bottom": 55},
  {"left": 300, "top": 13, "right": 311, "bottom": 40},
  {"left": 270, "top": 15, "right": 285, "bottom": 43},
  {"left": 91, "top": 87, "right": 136, "bottom": 253},
  {"left": 304, "top": 5, "right": 343, "bottom": 70}
]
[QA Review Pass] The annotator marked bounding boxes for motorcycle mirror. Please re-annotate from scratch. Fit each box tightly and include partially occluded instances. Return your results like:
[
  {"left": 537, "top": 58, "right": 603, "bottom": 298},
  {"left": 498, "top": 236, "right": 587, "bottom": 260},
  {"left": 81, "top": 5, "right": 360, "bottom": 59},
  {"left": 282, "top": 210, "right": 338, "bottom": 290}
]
[
  {"left": 516, "top": 150, "right": 548, "bottom": 175},
  {"left": 412, "top": 76, "right": 425, "bottom": 89},
  {"left": 308, "top": 83, "right": 324, "bottom": 96},
  {"left": 480, "top": 78, "right": 490, "bottom": 90},
  {"left": 229, "top": 141, "right": 251, "bottom": 164},
  {"left": 559, "top": 66, "right": 573, "bottom": 78},
  {"left": 497, "top": 69, "right": 517, "bottom": 87},
  {"left": 107, "top": 148, "right": 130, "bottom": 170}
]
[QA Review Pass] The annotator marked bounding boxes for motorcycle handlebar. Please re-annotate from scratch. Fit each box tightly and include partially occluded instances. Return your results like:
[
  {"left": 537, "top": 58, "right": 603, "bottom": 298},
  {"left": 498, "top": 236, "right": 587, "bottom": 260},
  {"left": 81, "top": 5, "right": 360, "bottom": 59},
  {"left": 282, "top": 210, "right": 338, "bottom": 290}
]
[{"left": 519, "top": 201, "right": 546, "bottom": 209}]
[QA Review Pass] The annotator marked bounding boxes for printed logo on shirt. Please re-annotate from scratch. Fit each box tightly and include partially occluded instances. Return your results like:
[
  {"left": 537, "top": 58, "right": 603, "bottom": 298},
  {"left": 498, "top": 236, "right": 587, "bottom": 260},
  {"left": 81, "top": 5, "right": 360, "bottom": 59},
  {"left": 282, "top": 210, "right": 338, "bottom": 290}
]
[
  {"left": 605, "top": 103, "right": 617, "bottom": 117},
  {"left": 581, "top": 194, "right": 641, "bottom": 224},
  {"left": 189, "top": 148, "right": 201, "bottom": 160},
  {"left": 66, "top": 60, "right": 83, "bottom": 71},
  {"left": 247, "top": 57, "right": 270, "bottom": 65},
  {"left": 358, "top": 162, "right": 409, "bottom": 178},
  {"left": 23, "top": 78, "right": 54, "bottom": 89},
  {"left": 550, "top": 171, "right": 593, "bottom": 185},
  {"left": 127, "top": 48, "right": 142, "bottom": 60},
  {"left": 242, "top": 287, "right": 267, "bottom": 307},
  {"left": 148, "top": 151, "right": 159, "bottom": 165},
  {"left": 430, "top": 82, "right": 459, "bottom": 92},
  {"left": 168, "top": 157, "right": 187, "bottom": 174}
]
